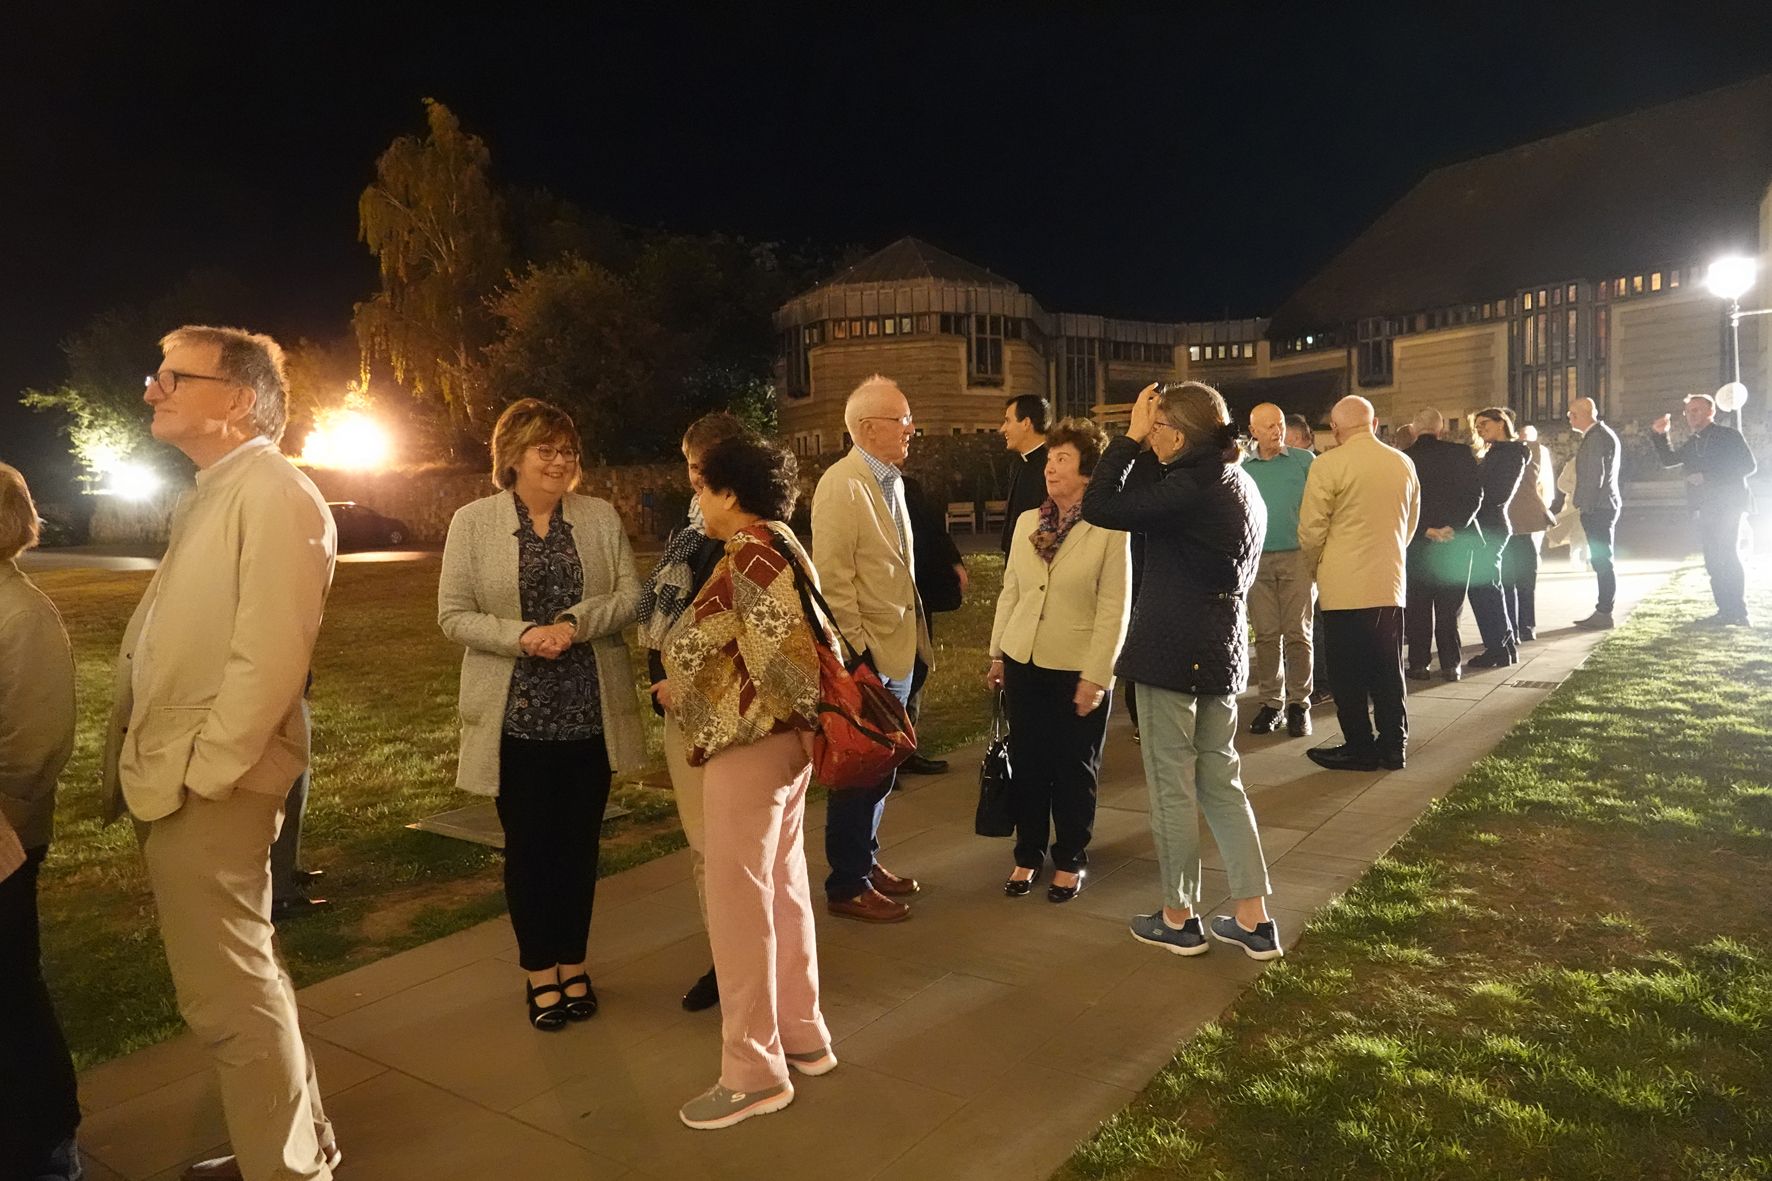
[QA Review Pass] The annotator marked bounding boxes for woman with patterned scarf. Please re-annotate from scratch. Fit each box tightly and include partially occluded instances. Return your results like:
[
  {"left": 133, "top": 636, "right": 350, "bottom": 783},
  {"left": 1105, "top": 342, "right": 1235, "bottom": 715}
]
[
  {"left": 641, "top": 412, "right": 747, "bottom": 1013},
  {"left": 986, "top": 417, "right": 1131, "bottom": 903},
  {"left": 663, "top": 432, "right": 838, "bottom": 1130}
]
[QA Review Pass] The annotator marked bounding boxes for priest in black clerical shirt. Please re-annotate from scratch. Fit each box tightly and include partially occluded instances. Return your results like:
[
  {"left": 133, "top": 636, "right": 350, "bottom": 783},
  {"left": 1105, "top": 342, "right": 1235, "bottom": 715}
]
[{"left": 998, "top": 393, "right": 1050, "bottom": 554}]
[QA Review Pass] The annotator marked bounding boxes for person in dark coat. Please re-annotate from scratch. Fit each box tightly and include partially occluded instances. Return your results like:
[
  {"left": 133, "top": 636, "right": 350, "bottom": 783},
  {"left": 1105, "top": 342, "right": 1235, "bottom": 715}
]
[
  {"left": 1119, "top": 448, "right": 1166, "bottom": 738},
  {"left": 1651, "top": 394, "right": 1759, "bottom": 626},
  {"left": 1467, "top": 408, "right": 1528, "bottom": 668},
  {"left": 997, "top": 394, "right": 1050, "bottom": 554},
  {"left": 1567, "top": 397, "right": 1622, "bottom": 629},
  {"left": 899, "top": 473, "right": 966, "bottom": 774},
  {"left": 1082, "top": 381, "right": 1283, "bottom": 962},
  {"left": 1403, "top": 408, "right": 1482, "bottom": 680}
]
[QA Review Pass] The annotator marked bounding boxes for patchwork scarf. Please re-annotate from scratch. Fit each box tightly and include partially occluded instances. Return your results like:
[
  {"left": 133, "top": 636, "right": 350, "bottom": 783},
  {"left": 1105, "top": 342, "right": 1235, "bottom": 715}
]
[
  {"left": 1029, "top": 497, "right": 1083, "bottom": 564},
  {"left": 637, "top": 498, "right": 708, "bottom": 651}
]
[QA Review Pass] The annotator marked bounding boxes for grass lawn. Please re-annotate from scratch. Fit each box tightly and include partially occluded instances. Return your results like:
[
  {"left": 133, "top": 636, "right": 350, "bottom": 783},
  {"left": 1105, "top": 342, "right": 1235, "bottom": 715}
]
[
  {"left": 35, "top": 549, "right": 1003, "bottom": 1069},
  {"left": 1059, "top": 565, "right": 1772, "bottom": 1181}
]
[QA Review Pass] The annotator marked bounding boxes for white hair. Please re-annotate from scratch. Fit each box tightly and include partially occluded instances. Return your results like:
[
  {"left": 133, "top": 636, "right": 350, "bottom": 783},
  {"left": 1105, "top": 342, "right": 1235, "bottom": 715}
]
[
  {"left": 1412, "top": 406, "right": 1445, "bottom": 433},
  {"left": 844, "top": 374, "right": 906, "bottom": 436}
]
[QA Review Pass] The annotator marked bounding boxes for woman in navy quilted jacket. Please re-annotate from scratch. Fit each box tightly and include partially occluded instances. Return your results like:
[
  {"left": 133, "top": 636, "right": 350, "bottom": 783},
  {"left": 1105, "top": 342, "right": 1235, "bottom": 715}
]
[{"left": 1081, "top": 382, "right": 1283, "bottom": 962}]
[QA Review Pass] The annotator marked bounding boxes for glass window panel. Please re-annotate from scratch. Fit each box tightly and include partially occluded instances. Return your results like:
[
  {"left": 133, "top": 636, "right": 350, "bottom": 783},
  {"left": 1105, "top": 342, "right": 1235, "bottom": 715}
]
[
  {"left": 1539, "top": 289, "right": 1549, "bottom": 305},
  {"left": 1567, "top": 284, "right": 1578, "bottom": 301},
  {"left": 1525, "top": 315, "right": 1537, "bottom": 364},
  {"left": 834, "top": 320, "right": 848, "bottom": 339},
  {"left": 1669, "top": 270, "right": 1681, "bottom": 289},
  {"left": 1632, "top": 275, "right": 1644, "bottom": 293},
  {"left": 1595, "top": 307, "right": 1608, "bottom": 359},
  {"left": 1524, "top": 291, "right": 1534, "bottom": 310},
  {"left": 1189, "top": 346, "right": 1201, "bottom": 361},
  {"left": 851, "top": 319, "right": 863, "bottom": 336},
  {"left": 1551, "top": 366, "right": 1563, "bottom": 413},
  {"left": 866, "top": 318, "right": 879, "bottom": 336},
  {"left": 882, "top": 317, "right": 895, "bottom": 335},
  {"left": 1566, "top": 365, "right": 1577, "bottom": 407},
  {"left": 1651, "top": 272, "right": 1662, "bottom": 291},
  {"left": 1537, "top": 370, "right": 1548, "bottom": 418},
  {"left": 1552, "top": 286, "right": 1563, "bottom": 305},
  {"left": 1567, "top": 310, "right": 1578, "bottom": 358},
  {"left": 1615, "top": 278, "right": 1627, "bottom": 297},
  {"left": 1550, "top": 312, "right": 1563, "bottom": 363}
]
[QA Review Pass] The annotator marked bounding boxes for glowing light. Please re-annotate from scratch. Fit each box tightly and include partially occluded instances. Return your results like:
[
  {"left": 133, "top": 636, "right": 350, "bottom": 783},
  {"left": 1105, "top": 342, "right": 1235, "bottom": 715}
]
[
  {"left": 1706, "top": 256, "right": 1757, "bottom": 301},
  {"left": 300, "top": 410, "right": 393, "bottom": 471},
  {"left": 1716, "top": 381, "right": 1750, "bottom": 412},
  {"left": 108, "top": 462, "right": 163, "bottom": 501}
]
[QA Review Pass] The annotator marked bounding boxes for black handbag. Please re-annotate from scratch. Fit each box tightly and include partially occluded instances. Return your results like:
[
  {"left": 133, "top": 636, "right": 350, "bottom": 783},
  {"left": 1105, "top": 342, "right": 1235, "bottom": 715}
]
[{"left": 974, "top": 693, "right": 1016, "bottom": 838}]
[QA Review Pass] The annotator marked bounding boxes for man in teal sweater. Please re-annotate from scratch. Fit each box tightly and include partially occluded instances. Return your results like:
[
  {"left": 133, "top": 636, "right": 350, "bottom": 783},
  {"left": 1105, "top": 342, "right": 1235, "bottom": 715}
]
[{"left": 1243, "top": 403, "right": 1316, "bottom": 737}]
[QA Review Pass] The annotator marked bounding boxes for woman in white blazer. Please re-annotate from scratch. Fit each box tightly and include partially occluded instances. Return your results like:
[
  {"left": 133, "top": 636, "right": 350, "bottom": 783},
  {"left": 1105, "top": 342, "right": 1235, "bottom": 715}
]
[
  {"left": 986, "top": 418, "right": 1131, "bottom": 903},
  {"left": 439, "top": 399, "right": 643, "bottom": 1032}
]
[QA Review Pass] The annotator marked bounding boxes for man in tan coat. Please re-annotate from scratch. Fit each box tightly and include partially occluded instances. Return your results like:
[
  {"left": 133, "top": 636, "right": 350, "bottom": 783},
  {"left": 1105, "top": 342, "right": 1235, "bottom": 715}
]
[
  {"left": 810, "top": 375, "right": 929, "bottom": 923},
  {"left": 102, "top": 326, "right": 339, "bottom": 1181},
  {"left": 1297, "top": 396, "right": 1420, "bottom": 772}
]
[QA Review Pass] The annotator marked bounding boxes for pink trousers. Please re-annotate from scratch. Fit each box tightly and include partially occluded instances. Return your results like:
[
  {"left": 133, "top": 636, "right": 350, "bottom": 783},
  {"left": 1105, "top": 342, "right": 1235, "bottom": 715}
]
[{"left": 702, "top": 730, "right": 831, "bottom": 1091}]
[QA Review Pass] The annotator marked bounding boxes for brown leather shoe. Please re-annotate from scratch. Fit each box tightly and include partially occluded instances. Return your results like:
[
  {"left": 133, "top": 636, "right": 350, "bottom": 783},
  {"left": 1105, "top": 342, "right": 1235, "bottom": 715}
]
[
  {"left": 827, "top": 888, "right": 911, "bottom": 923},
  {"left": 185, "top": 1144, "right": 343, "bottom": 1179},
  {"left": 869, "top": 865, "right": 920, "bottom": 896}
]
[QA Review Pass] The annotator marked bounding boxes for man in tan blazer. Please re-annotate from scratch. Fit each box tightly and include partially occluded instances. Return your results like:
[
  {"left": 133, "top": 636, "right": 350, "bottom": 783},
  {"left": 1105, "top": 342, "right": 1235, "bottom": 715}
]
[
  {"left": 1297, "top": 396, "right": 1420, "bottom": 773},
  {"left": 811, "top": 374, "right": 930, "bottom": 923},
  {"left": 102, "top": 326, "right": 339, "bottom": 1181}
]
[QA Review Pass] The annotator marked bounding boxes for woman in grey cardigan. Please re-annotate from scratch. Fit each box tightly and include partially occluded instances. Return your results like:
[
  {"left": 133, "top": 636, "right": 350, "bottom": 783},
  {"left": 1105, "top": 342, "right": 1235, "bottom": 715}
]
[
  {"left": 439, "top": 400, "right": 644, "bottom": 1031},
  {"left": 0, "top": 463, "right": 82, "bottom": 1179}
]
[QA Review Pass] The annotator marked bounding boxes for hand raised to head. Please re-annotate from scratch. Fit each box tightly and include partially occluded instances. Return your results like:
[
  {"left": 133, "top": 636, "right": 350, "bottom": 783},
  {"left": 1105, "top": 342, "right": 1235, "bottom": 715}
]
[
  {"left": 1652, "top": 413, "right": 1671, "bottom": 435},
  {"left": 1127, "top": 384, "right": 1161, "bottom": 444}
]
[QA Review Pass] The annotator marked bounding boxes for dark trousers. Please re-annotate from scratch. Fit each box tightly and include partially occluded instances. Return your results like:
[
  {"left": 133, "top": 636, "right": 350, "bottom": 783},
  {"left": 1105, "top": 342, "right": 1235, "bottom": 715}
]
[
  {"left": 271, "top": 769, "right": 308, "bottom": 904},
  {"left": 1123, "top": 681, "right": 1139, "bottom": 729},
  {"left": 1581, "top": 507, "right": 1619, "bottom": 613},
  {"left": 1323, "top": 606, "right": 1408, "bottom": 755},
  {"left": 825, "top": 673, "right": 913, "bottom": 901},
  {"left": 496, "top": 733, "right": 611, "bottom": 972},
  {"left": 1501, "top": 534, "right": 1539, "bottom": 634},
  {"left": 1699, "top": 509, "right": 1748, "bottom": 618},
  {"left": 1405, "top": 537, "right": 1469, "bottom": 671},
  {"left": 1313, "top": 602, "right": 1330, "bottom": 689},
  {"left": 1002, "top": 658, "right": 1110, "bottom": 873},
  {"left": 0, "top": 847, "right": 82, "bottom": 1173},
  {"left": 1466, "top": 529, "right": 1515, "bottom": 651}
]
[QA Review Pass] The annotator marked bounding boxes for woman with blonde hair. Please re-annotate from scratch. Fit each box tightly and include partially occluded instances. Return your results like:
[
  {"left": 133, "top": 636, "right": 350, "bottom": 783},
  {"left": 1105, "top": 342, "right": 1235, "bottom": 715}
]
[
  {"left": 1466, "top": 407, "right": 1528, "bottom": 668},
  {"left": 0, "top": 463, "right": 83, "bottom": 1178},
  {"left": 439, "top": 398, "right": 644, "bottom": 1030},
  {"left": 987, "top": 417, "right": 1130, "bottom": 902},
  {"left": 639, "top": 411, "right": 749, "bottom": 1012}
]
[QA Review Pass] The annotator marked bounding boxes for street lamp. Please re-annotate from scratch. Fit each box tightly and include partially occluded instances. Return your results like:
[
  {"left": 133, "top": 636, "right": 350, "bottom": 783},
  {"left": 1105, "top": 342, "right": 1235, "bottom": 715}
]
[{"left": 1706, "top": 255, "right": 1766, "bottom": 427}]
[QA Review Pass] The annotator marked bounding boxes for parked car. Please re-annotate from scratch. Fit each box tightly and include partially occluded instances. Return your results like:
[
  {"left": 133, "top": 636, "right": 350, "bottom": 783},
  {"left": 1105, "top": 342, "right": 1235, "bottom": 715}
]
[{"left": 327, "top": 502, "right": 410, "bottom": 551}]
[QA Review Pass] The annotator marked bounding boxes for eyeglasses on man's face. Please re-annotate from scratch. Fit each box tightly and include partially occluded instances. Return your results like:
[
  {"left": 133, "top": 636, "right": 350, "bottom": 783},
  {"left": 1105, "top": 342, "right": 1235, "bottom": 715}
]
[
  {"left": 863, "top": 414, "right": 915, "bottom": 428},
  {"left": 146, "top": 370, "right": 234, "bottom": 395},
  {"left": 531, "top": 444, "right": 580, "bottom": 464}
]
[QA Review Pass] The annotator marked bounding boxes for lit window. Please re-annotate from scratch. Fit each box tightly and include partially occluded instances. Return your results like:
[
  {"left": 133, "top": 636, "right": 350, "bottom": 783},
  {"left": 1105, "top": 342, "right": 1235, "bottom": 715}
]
[
  {"left": 1651, "top": 272, "right": 1662, "bottom": 291},
  {"left": 883, "top": 317, "right": 895, "bottom": 335},
  {"left": 1614, "top": 278, "right": 1626, "bottom": 297},
  {"left": 851, "top": 319, "right": 862, "bottom": 336},
  {"left": 1305, "top": 335, "right": 1314, "bottom": 346},
  {"left": 1524, "top": 292, "right": 1533, "bottom": 310},
  {"left": 1632, "top": 275, "right": 1644, "bottom": 293},
  {"left": 834, "top": 320, "right": 848, "bottom": 339},
  {"left": 1189, "top": 346, "right": 1201, "bottom": 361},
  {"left": 901, "top": 316, "right": 913, "bottom": 334},
  {"left": 866, "top": 318, "right": 879, "bottom": 336},
  {"left": 1566, "top": 284, "right": 1577, "bottom": 301},
  {"left": 1668, "top": 270, "right": 1681, "bottom": 289}
]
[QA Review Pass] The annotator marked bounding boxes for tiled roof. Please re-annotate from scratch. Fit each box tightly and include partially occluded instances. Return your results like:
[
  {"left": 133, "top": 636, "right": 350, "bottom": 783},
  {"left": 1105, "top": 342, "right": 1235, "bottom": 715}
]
[
  {"left": 815, "top": 237, "right": 1019, "bottom": 291},
  {"left": 1270, "top": 75, "right": 1772, "bottom": 336}
]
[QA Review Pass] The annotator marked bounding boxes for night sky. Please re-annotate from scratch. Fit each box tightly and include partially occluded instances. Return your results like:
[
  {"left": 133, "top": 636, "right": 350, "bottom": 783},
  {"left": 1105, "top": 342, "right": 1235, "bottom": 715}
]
[{"left": 6, "top": 2, "right": 1772, "bottom": 495}]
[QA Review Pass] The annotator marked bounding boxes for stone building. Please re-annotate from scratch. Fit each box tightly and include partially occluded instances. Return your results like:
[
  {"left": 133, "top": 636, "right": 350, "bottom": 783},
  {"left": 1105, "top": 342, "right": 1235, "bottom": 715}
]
[
  {"left": 1266, "top": 74, "right": 1772, "bottom": 438},
  {"left": 771, "top": 236, "right": 1270, "bottom": 453}
]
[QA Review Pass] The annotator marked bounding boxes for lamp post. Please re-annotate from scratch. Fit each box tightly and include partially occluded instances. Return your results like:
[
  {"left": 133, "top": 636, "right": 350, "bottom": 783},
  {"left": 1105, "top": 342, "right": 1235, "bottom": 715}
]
[{"left": 1706, "top": 255, "right": 1766, "bottom": 428}]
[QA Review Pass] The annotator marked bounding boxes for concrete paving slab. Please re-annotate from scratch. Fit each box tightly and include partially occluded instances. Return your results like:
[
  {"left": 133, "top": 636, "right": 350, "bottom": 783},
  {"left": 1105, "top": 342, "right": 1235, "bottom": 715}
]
[{"left": 73, "top": 557, "right": 1678, "bottom": 1181}]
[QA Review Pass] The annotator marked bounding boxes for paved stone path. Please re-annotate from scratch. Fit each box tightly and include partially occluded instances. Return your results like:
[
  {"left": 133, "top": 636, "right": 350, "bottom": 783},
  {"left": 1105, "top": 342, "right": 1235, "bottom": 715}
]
[{"left": 73, "top": 558, "right": 1680, "bottom": 1181}]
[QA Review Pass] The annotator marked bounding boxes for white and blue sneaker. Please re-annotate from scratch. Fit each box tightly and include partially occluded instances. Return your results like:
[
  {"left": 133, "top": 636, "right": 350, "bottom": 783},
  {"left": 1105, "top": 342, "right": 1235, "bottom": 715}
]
[
  {"left": 1208, "top": 915, "right": 1284, "bottom": 960},
  {"left": 1129, "top": 912, "right": 1210, "bottom": 956}
]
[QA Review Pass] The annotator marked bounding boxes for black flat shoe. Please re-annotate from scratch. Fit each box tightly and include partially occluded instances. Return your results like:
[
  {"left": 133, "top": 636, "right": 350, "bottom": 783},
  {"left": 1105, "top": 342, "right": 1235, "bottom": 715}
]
[
  {"left": 1004, "top": 868, "right": 1041, "bottom": 897},
  {"left": 1405, "top": 666, "right": 1433, "bottom": 681},
  {"left": 1442, "top": 665, "right": 1463, "bottom": 682},
  {"left": 682, "top": 966, "right": 719, "bottom": 1012},
  {"left": 1307, "top": 744, "right": 1381, "bottom": 772},
  {"left": 560, "top": 973, "right": 598, "bottom": 1021},
  {"left": 1047, "top": 870, "right": 1086, "bottom": 903},
  {"left": 1466, "top": 648, "right": 1512, "bottom": 669},
  {"left": 527, "top": 979, "right": 568, "bottom": 1031}
]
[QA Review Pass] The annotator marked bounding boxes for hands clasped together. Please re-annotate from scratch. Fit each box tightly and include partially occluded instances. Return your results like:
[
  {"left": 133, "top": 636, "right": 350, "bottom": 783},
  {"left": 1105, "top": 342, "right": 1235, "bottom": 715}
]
[{"left": 519, "top": 621, "right": 576, "bottom": 660}]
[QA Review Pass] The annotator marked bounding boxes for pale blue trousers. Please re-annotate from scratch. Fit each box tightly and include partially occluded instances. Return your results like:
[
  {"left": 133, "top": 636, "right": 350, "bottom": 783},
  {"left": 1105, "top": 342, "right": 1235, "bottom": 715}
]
[{"left": 1139, "top": 686, "right": 1271, "bottom": 911}]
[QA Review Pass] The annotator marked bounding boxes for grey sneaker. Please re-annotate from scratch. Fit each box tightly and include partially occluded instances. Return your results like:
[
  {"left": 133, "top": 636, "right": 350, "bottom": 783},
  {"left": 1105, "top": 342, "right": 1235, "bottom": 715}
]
[
  {"left": 1209, "top": 915, "right": 1285, "bottom": 960},
  {"left": 785, "top": 1046, "right": 838, "bottom": 1076},
  {"left": 679, "top": 1080, "right": 794, "bottom": 1129},
  {"left": 1129, "top": 912, "right": 1210, "bottom": 956},
  {"left": 1574, "top": 611, "right": 1614, "bottom": 630}
]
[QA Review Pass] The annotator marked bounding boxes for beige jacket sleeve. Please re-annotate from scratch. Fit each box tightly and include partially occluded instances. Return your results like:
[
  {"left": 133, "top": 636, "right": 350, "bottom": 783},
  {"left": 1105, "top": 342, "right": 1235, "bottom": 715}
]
[
  {"left": 1296, "top": 457, "right": 1335, "bottom": 577},
  {"left": 563, "top": 507, "right": 640, "bottom": 642},
  {"left": 810, "top": 472, "right": 867, "bottom": 655},
  {"left": 185, "top": 477, "right": 333, "bottom": 799},
  {"left": 1082, "top": 529, "right": 1132, "bottom": 690},
  {"left": 0, "top": 591, "right": 75, "bottom": 848},
  {"left": 988, "top": 531, "right": 1023, "bottom": 661},
  {"left": 438, "top": 507, "right": 529, "bottom": 657}
]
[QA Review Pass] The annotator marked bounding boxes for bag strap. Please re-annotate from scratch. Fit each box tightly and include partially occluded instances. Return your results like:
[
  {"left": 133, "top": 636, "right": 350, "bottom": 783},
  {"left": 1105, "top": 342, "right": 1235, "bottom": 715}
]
[{"left": 766, "top": 534, "right": 872, "bottom": 670}]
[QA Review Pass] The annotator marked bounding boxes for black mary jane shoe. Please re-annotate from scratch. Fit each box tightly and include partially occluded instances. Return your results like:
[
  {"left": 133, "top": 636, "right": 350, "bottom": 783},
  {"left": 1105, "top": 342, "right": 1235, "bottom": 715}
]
[
  {"left": 527, "top": 979, "right": 569, "bottom": 1031},
  {"left": 1047, "top": 869, "right": 1087, "bottom": 904},
  {"left": 1004, "top": 867, "right": 1041, "bottom": 897},
  {"left": 560, "top": 973, "right": 598, "bottom": 1021}
]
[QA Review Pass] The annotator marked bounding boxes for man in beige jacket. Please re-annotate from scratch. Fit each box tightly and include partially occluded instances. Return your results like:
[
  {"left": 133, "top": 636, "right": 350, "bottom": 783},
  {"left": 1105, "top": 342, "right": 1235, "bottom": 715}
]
[
  {"left": 102, "top": 326, "right": 339, "bottom": 1181},
  {"left": 1297, "top": 396, "right": 1420, "bottom": 772},
  {"left": 811, "top": 375, "right": 930, "bottom": 923}
]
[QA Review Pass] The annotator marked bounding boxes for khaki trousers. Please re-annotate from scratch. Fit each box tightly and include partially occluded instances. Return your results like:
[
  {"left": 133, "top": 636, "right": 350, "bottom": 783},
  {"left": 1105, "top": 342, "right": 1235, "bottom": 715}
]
[
  {"left": 1248, "top": 548, "right": 1314, "bottom": 708},
  {"left": 702, "top": 731, "right": 830, "bottom": 1092},
  {"left": 139, "top": 791, "right": 333, "bottom": 1181},
  {"left": 663, "top": 713, "right": 709, "bottom": 926}
]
